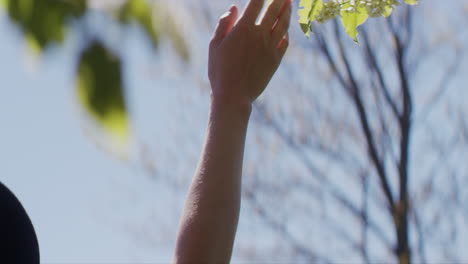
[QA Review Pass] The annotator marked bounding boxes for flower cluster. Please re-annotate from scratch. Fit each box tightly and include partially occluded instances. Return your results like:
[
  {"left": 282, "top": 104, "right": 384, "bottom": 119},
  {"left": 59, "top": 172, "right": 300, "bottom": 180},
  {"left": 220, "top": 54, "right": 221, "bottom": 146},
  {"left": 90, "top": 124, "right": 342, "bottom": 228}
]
[
  {"left": 315, "top": 0, "right": 342, "bottom": 23},
  {"left": 360, "top": 0, "right": 401, "bottom": 17},
  {"left": 299, "top": 0, "right": 418, "bottom": 42}
]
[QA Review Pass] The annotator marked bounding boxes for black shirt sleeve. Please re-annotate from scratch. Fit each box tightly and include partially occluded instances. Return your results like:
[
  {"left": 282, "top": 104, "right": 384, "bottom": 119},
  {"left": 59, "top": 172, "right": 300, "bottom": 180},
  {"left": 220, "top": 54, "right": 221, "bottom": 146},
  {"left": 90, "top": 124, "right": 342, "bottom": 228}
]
[{"left": 0, "top": 181, "right": 40, "bottom": 264}]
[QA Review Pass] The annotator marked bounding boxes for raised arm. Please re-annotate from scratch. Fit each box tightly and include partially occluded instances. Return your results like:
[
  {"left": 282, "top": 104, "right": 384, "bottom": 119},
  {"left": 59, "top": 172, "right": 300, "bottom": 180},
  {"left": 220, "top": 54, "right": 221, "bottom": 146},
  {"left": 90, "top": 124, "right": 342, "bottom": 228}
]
[{"left": 173, "top": 0, "right": 291, "bottom": 262}]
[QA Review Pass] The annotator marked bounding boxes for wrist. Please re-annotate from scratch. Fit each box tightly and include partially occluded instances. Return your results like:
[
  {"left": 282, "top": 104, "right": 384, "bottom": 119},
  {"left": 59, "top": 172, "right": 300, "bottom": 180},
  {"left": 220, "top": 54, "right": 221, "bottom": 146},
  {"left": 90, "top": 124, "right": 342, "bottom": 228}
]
[{"left": 210, "top": 94, "right": 252, "bottom": 121}]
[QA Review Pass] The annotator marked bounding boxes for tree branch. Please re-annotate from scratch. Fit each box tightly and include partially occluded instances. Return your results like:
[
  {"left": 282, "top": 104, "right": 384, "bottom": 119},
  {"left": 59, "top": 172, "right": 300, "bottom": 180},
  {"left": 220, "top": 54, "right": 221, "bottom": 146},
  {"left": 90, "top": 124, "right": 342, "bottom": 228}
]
[
  {"left": 388, "top": 16, "right": 413, "bottom": 263},
  {"left": 332, "top": 21, "right": 395, "bottom": 214},
  {"left": 361, "top": 29, "right": 401, "bottom": 120},
  {"left": 252, "top": 103, "right": 393, "bottom": 250}
]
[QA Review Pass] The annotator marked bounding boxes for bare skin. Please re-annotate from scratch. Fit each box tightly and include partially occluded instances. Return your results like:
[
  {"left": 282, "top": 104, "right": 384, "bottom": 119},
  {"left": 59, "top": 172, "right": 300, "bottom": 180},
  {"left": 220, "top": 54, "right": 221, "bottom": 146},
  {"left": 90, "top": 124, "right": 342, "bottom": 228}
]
[{"left": 173, "top": 0, "right": 292, "bottom": 263}]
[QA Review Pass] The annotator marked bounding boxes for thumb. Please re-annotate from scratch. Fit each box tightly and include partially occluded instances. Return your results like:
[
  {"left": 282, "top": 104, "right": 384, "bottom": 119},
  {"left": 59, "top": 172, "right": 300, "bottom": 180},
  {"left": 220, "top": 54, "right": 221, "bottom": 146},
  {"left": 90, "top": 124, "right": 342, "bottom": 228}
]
[{"left": 211, "top": 5, "right": 238, "bottom": 44}]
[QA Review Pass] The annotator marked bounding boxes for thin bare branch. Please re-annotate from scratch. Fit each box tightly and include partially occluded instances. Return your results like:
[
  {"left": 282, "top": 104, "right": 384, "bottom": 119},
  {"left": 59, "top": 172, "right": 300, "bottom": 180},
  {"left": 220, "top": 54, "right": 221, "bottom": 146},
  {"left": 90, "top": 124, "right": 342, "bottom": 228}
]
[
  {"left": 332, "top": 21, "right": 395, "bottom": 214},
  {"left": 361, "top": 29, "right": 401, "bottom": 120}
]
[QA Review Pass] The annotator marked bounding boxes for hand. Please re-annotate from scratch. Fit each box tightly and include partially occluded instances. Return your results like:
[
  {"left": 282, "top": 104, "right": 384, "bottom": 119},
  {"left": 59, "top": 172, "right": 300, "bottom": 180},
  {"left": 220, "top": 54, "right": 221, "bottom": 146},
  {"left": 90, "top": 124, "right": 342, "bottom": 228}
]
[{"left": 208, "top": 0, "right": 292, "bottom": 108}]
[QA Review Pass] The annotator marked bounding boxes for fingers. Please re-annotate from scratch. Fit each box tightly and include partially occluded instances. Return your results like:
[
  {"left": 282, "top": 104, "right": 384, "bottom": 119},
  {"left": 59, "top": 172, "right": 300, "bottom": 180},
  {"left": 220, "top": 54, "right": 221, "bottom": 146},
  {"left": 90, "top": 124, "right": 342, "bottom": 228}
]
[
  {"left": 260, "top": 0, "right": 287, "bottom": 30},
  {"left": 271, "top": 0, "right": 291, "bottom": 44},
  {"left": 211, "top": 5, "right": 239, "bottom": 45},
  {"left": 239, "top": 0, "right": 264, "bottom": 24},
  {"left": 277, "top": 32, "right": 289, "bottom": 58}
]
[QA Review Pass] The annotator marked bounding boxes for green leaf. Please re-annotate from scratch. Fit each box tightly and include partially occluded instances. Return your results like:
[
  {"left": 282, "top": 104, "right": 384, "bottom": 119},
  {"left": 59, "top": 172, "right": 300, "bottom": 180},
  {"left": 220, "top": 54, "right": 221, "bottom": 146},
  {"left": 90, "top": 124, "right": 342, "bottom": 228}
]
[
  {"left": 77, "top": 42, "right": 129, "bottom": 143},
  {"left": 298, "top": 0, "right": 323, "bottom": 37},
  {"left": 404, "top": 0, "right": 418, "bottom": 5},
  {"left": 340, "top": 3, "right": 368, "bottom": 43},
  {"left": 298, "top": 0, "right": 312, "bottom": 36},
  {"left": 382, "top": 5, "right": 393, "bottom": 18},
  {"left": 117, "top": 0, "right": 189, "bottom": 60},
  {"left": 296, "top": 0, "right": 418, "bottom": 42},
  {"left": 4, "top": 0, "right": 86, "bottom": 51},
  {"left": 309, "top": 0, "right": 323, "bottom": 22},
  {"left": 118, "top": 0, "right": 159, "bottom": 48}
]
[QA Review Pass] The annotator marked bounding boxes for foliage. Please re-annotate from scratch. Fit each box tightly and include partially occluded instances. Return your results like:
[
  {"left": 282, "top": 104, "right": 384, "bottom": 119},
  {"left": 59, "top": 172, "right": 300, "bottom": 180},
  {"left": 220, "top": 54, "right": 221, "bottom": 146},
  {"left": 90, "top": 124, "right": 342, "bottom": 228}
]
[
  {"left": 77, "top": 42, "right": 128, "bottom": 143},
  {"left": 118, "top": 0, "right": 159, "bottom": 48},
  {"left": 1, "top": 0, "right": 189, "bottom": 144},
  {"left": 298, "top": 0, "right": 418, "bottom": 43},
  {"left": 3, "top": 0, "right": 86, "bottom": 51}
]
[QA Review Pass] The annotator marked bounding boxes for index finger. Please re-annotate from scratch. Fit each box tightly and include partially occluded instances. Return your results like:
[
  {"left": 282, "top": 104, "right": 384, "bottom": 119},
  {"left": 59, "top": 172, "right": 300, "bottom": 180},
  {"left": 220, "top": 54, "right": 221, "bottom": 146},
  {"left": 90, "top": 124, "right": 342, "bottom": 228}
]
[{"left": 239, "top": 0, "right": 265, "bottom": 24}]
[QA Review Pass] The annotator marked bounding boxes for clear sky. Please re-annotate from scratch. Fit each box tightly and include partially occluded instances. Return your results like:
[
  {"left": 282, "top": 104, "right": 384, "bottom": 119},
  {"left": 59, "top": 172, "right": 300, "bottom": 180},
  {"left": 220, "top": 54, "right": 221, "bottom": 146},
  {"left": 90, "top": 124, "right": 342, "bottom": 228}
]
[
  {"left": 0, "top": 7, "right": 187, "bottom": 262},
  {"left": 0, "top": 2, "right": 254, "bottom": 262},
  {"left": 1, "top": 0, "right": 468, "bottom": 263}
]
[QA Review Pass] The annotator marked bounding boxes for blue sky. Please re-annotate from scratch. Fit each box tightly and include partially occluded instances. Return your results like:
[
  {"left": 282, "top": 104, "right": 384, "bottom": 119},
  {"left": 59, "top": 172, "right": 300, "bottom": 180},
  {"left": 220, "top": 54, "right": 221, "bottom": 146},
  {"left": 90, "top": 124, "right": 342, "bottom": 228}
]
[
  {"left": 0, "top": 3, "right": 253, "bottom": 262},
  {"left": 0, "top": 9, "right": 183, "bottom": 262},
  {"left": 1, "top": 0, "right": 468, "bottom": 263}
]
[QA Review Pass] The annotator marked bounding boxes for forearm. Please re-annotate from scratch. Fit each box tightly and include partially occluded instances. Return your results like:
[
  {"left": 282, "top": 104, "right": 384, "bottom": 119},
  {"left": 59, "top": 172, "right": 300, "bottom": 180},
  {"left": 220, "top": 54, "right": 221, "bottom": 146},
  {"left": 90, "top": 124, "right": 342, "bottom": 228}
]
[{"left": 174, "top": 97, "right": 252, "bottom": 263}]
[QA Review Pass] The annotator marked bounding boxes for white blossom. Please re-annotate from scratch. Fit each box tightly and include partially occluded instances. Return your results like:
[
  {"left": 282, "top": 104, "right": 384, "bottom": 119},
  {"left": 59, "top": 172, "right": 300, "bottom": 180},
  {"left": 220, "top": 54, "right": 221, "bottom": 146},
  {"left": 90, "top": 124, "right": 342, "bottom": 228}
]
[{"left": 316, "top": 1, "right": 341, "bottom": 23}]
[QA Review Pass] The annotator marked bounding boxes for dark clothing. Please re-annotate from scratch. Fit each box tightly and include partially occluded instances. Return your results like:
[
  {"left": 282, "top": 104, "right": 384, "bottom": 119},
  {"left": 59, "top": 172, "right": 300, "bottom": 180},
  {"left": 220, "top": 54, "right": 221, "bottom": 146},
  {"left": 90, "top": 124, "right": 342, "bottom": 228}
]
[{"left": 0, "top": 181, "right": 40, "bottom": 263}]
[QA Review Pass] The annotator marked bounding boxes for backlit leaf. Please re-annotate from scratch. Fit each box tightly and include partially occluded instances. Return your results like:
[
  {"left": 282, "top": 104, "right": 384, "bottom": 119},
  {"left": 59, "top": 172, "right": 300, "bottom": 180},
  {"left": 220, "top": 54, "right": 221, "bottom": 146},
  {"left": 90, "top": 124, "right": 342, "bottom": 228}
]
[
  {"left": 118, "top": 0, "right": 159, "bottom": 48},
  {"left": 404, "top": 0, "right": 418, "bottom": 5},
  {"left": 297, "top": 0, "right": 419, "bottom": 44},
  {"left": 3, "top": 0, "right": 86, "bottom": 51},
  {"left": 298, "top": 0, "right": 323, "bottom": 37},
  {"left": 77, "top": 42, "right": 129, "bottom": 144},
  {"left": 340, "top": 3, "right": 368, "bottom": 43},
  {"left": 382, "top": 5, "right": 394, "bottom": 18}
]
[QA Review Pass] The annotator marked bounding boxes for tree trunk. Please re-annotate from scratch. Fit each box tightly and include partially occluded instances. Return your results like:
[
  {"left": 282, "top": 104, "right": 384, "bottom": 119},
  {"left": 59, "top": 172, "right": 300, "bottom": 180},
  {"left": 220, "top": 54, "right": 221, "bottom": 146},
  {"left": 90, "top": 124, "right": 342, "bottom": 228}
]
[{"left": 395, "top": 200, "right": 411, "bottom": 264}]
